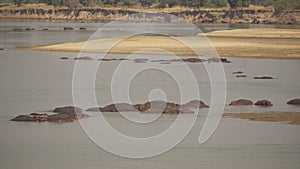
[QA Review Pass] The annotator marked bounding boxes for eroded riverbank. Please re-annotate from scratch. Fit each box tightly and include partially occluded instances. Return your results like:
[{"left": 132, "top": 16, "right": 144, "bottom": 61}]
[{"left": 1, "top": 4, "right": 300, "bottom": 24}]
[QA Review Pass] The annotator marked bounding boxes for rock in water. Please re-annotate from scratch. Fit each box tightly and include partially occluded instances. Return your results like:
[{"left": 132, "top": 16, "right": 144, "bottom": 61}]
[
  {"left": 255, "top": 100, "right": 273, "bottom": 106},
  {"left": 11, "top": 115, "right": 36, "bottom": 122},
  {"left": 287, "top": 99, "right": 300, "bottom": 105},
  {"left": 229, "top": 99, "right": 253, "bottom": 106}
]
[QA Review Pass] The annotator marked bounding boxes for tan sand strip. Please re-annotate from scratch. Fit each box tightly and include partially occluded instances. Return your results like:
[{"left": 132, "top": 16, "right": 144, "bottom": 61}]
[
  {"left": 223, "top": 112, "right": 300, "bottom": 125},
  {"left": 21, "top": 29, "right": 300, "bottom": 59}
]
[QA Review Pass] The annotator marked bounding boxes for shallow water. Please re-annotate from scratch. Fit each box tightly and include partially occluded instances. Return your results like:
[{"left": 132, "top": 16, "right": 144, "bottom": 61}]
[{"left": 0, "top": 22, "right": 299, "bottom": 169}]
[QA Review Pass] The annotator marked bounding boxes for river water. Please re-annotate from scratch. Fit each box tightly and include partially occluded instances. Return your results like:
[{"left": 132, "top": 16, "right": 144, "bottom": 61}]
[{"left": 0, "top": 22, "right": 299, "bottom": 169}]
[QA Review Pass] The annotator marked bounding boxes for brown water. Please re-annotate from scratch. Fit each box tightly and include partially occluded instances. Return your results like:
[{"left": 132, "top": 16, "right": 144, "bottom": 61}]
[{"left": 0, "top": 22, "right": 300, "bottom": 169}]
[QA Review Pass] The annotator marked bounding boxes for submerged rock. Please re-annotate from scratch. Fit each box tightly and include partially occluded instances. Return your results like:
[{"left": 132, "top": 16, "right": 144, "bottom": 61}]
[
  {"left": 255, "top": 100, "right": 273, "bottom": 106},
  {"left": 229, "top": 99, "right": 253, "bottom": 106},
  {"left": 287, "top": 99, "right": 300, "bottom": 105},
  {"left": 11, "top": 115, "right": 36, "bottom": 122}
]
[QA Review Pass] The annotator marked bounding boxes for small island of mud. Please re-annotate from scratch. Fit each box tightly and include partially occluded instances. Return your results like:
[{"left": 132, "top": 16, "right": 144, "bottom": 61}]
[{"left": 224, "top": 112, "right": 300, "bottom": 125}]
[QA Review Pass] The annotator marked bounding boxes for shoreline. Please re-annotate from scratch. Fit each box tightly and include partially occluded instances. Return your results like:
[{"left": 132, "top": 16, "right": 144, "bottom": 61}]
[
  {"left": 22, "top": 29, "right": 300, "bottom": 59},
  {"left": 224, "top": 112, "right": 300, "bottom": 125}
]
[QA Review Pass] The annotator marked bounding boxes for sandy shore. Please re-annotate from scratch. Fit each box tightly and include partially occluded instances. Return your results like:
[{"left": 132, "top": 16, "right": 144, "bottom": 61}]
[
  {"left": 23, "top": 29, "right": 300, "bottom": 59},
  {"left": 224, "top": 112, "right": 300, "bottom": 125}
]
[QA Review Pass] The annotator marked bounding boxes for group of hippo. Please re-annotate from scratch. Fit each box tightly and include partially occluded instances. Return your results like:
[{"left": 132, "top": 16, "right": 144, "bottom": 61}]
[
  {"left": 229, "top": 98, "right": 300, "bottom": 106},
  {"left": 12, "top": 27, "right": 87, "bottom": 31},
  {"left": 11, "top": 106, "right": 88, "bottom": 123},
  {"left": 11, "top": 98, "right": 300, "bottom": 123},
  {"left": 232, "top": 71, "right": 275, "bottom": 79},
  {"left": 61, "top": 56, "right": 232, "bottom": 64}
]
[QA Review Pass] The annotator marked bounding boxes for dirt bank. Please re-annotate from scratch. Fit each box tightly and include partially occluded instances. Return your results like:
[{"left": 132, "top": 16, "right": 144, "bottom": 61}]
[{"left": 0, "top": 4, "right": 300, "bottom": 24}]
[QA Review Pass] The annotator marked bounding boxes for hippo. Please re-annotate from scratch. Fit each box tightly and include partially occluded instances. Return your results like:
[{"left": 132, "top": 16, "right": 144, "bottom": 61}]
[
  {"left": 229, "top": 99, "right": 253, "bottom": 106},
  {"left": 254, "top": 76, "right": 274, "bottom": 79},
  {"left": 287, "top": 99, "right": 300, "bottom": 105},
  {"left": 11, "top": 115, "right": 36, "bottom": 122},
  {"left": 255, "top": 100, "right": 273, "bottom": 106},
  {"left": 182, "top": 100, "right": 209, "bottom": 108}
]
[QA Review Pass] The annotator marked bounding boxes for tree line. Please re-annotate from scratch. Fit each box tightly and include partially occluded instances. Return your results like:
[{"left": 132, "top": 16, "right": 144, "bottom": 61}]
[{"left": 1, "top": 0, "right": 299, "bottom": 10}]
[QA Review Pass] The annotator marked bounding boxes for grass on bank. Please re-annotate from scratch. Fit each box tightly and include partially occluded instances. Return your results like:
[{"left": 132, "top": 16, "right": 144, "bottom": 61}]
[{"left": 0, "top": 3, "right": 275, "bottom": 12}]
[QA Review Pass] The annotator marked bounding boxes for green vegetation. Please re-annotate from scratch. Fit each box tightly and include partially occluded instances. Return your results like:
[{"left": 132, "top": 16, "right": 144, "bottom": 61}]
[
  {"left": 0, "top": 0, "right": 299, "bottom": 10},
  {"left": 227, "top": 0, "right": 250, "bottom": 8},
  {"left": 251, "top": 0, "right": 300, "bottom": 10}
]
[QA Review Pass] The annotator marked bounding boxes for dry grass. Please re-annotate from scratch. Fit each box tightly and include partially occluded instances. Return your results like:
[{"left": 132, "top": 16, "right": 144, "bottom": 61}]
[
  {"left": 224, "top": 112, "right": 300, "bottom": 125},
  {"left": 0, "top": 4, "right": 273, "bottom": 12}
]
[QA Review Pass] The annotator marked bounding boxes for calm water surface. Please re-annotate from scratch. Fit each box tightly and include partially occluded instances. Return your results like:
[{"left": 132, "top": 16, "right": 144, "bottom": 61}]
[{"left": 0, "top": 22, "right": 299, "bottom": 169}]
